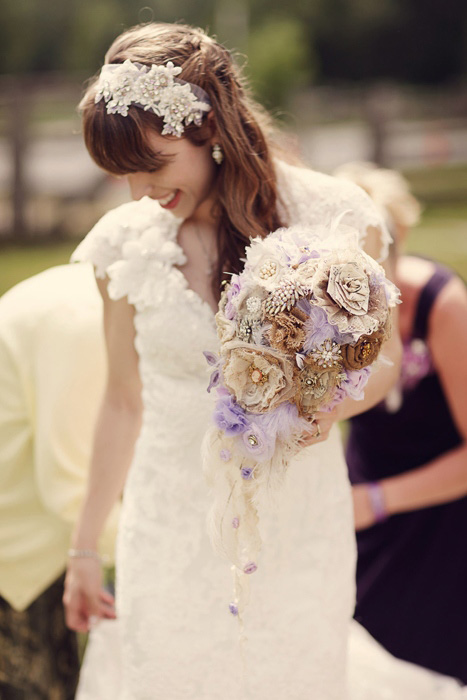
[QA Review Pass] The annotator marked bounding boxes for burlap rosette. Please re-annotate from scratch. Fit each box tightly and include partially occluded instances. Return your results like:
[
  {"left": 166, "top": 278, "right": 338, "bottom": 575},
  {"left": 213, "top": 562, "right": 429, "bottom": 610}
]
[
  {"left": 267, "top": 307, "right": 308, "bottom": 355},
  {"left": 341, "top": 321, "right": 391, "bottom": 370}
]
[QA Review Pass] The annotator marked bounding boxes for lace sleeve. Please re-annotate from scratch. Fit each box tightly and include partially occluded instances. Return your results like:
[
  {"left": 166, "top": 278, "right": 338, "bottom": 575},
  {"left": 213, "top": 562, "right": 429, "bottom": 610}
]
[
  {"left": 71, "top": 197, "right": 183, "bottom": 308},
  {"left": 275, "top": 160, "right": 392, "bottom": 263},
  {"left": 71, "top": 206, "right": 132, "bottom": 280},
  {"left": 332, "top": 177, "right": 392, "bottom": 263}
]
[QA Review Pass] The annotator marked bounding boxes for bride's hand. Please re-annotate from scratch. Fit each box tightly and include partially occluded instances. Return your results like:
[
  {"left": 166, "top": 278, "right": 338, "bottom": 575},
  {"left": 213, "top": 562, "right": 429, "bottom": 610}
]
[
  {"left": 63, "top": 558, "right": 116, "bottom": 633},
  {"left": 298, "top": 408, "right": 338, "bottom": 448}
]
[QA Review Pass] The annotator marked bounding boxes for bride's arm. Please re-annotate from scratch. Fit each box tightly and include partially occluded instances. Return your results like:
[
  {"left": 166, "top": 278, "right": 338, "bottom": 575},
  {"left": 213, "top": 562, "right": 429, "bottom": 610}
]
[
  {"left": 337, "top": 225, "right": 403, "bottom": 421},
  {"left": 63, "top": 277, "right": 143, "bottom": 632}
]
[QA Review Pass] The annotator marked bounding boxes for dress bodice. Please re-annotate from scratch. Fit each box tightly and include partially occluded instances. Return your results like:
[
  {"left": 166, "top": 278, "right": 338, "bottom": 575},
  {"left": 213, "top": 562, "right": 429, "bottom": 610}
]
[{"left": 72, "top": 197, "right": 218, "bottom": 387}]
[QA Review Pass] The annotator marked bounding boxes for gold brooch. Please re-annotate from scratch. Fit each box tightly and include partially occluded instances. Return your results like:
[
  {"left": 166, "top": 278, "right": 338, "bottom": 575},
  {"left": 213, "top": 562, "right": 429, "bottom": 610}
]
[{"left": 249, "top": 364, "right": 268, "bottom": 385}]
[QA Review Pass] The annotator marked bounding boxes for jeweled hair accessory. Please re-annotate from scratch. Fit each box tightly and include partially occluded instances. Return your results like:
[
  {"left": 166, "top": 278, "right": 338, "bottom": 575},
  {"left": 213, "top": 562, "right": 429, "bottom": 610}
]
[{"left": 94, "top": 59, "right": 211, "bottom": 137}]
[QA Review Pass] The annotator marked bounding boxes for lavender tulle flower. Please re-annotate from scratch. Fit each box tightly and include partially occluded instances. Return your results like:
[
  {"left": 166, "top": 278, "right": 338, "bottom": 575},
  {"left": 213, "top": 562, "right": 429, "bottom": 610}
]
[
  {"left": 237, "top": 422, "right": 275, "bottom": 461},
  {"left": 343, "top": 367, "right": 371, "bottom": 400},
  {"left": 297, "top": 249, "right": 321, "bottom": 264},
  {"left": 213, "top": 394, "right": 249, "bottom": 436},
  {"left": 302, "top": 304, "right": 341, "bottom": 351},
  {"left": 323, "top": 367, "right": 371, "bottom": 411}
]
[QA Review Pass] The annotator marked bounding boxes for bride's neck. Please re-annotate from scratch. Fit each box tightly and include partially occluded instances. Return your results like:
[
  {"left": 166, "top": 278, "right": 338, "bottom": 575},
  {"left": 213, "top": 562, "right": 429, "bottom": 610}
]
[{"left": 187, "top": 194, "right": 219, "bottom": 228}]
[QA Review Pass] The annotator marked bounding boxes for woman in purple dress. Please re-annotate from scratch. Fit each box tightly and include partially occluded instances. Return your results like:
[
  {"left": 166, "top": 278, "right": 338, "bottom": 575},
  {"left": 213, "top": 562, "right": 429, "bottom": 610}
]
[{"left": 336, "top": 163, "right": 467, "bottom": 684}]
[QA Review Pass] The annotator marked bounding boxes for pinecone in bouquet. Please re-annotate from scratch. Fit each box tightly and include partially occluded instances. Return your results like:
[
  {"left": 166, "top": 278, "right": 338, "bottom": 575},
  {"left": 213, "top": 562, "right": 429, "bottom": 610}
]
[{"left": 202, "top": 215, "right": 400, "bottom": 619}]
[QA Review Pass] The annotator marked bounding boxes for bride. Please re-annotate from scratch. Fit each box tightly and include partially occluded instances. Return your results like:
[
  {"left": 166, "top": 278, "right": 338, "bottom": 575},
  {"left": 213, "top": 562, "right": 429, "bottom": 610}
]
[{"left": 63, "top": 22, "right": 462, "bottom": 699}]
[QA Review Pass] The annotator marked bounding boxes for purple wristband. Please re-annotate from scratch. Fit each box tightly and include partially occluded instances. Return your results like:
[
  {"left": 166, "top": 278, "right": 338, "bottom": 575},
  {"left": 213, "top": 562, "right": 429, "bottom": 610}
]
[{"left": 367, "top": 482, "right": 388, "bottom": 523}]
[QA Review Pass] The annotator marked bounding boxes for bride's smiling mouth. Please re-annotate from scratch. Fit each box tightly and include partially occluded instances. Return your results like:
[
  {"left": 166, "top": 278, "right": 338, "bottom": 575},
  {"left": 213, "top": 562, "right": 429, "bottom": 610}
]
[{"left": 157, "top": 190, "right": 181, "bottom": 209}]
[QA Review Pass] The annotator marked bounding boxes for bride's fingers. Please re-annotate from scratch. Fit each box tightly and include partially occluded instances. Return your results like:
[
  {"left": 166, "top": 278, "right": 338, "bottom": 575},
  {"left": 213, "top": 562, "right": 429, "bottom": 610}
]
[
  {"left": 99, "top": 589, "right": 117, "bottom": 618},
  {"left": 99, "top": 589, "right": 115, "bottom": 605}
]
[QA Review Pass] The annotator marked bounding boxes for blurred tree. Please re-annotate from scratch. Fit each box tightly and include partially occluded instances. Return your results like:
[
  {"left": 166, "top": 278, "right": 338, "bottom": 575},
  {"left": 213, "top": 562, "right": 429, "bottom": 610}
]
[
  {"left": 245, "top": 17, "right": 316, "bottom": 110},
  {"left": 0, "top": 0, "right": 216, "bottom": 75},
  {"left": 0, "top": 0, "right": 465, "bottom": 87},
  {"left": 310, "top": 0, "right": 467, "bottom": 84}
]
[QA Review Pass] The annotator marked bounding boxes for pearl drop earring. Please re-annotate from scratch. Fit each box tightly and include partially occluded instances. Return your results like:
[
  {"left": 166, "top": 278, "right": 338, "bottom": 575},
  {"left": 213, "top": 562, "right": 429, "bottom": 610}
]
[{"left": 212, "top": 143, "right": 224, "bottom": 165}]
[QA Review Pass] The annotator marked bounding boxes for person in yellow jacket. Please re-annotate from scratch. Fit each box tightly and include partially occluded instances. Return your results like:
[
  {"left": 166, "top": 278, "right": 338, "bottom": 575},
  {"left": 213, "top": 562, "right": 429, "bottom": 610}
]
[{"left": 0, "top": 263, "right": 119, "bottom": 699}]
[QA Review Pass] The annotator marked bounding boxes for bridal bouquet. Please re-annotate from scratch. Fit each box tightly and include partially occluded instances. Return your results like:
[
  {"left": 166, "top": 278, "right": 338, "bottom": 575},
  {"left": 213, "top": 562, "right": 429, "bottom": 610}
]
[{"left": 202, "top": 215, "right": 399, "bottom": 617}]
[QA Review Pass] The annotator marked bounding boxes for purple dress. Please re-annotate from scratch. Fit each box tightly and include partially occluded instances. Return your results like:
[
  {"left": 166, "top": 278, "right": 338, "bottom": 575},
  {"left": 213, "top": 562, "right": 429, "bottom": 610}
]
[{"left": 346, "top": 262, "right": 467, "bottom": 684}]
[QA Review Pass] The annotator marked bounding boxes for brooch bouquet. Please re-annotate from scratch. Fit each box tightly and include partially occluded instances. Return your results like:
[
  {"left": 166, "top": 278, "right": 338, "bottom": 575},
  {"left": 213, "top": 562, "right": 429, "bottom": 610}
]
[{"left": 202, "top": 215, "right": 399, "bottom": 618}]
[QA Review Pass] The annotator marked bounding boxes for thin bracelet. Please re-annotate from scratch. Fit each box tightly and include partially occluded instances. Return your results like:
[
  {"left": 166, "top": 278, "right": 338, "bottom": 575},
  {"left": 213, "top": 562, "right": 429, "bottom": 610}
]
[
  {"left": 367, "top": 482, "right": 388, "bottom": 523},
  {"left": 68, "top": 548, "right": 103, "bottom": 563}
]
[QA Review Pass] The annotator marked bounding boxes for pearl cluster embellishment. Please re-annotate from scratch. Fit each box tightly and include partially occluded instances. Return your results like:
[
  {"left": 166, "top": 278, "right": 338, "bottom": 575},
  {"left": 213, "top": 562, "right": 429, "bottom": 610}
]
[
  {"left": 94, "top": 60, "right": 211, "bottom": 137},
  {"left": 258, "top": 260, "right": 278, "bottom": 280}
]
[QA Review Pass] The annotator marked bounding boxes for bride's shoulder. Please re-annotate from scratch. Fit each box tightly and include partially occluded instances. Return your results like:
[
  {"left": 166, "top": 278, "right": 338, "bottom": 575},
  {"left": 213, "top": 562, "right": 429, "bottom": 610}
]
[
  {"left": 71, "top": 197, "right": 176, "bottom": 279},
  {"left": 275, "top": 158, "right": 371, "bottom": 202},
  {"left": 275, "top": 159, "right": 391, "bottom": 261}
]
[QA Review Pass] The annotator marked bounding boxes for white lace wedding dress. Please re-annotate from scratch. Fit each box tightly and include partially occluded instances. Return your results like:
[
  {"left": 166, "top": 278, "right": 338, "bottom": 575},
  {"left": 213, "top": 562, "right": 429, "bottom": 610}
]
[{"left": 73, "top": 161, "right": 466, "bottom": 700}]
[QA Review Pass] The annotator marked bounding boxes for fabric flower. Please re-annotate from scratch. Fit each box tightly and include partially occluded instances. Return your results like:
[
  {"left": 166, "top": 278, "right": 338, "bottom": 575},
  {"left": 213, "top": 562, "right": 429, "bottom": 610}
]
[
  {"left": 239, "top": 422, "right": 275, "bottom": 461},
  {"left": 237, "top": 287, "right": 269, "bottom": 319},
  {"left": 222, "top": 342, "right": 296, "bottom": 414},
  {"left": 215, "top": 308, "right": 236, "bottom": 344},
  {"left": 294, "top": 258, "right": 320, "bottom": 287},
  {"left": 341, "top": 325, "right": 389, "bottom": 370},
  {"left": 245, "top": 237, "right": 288, "bottom": 291},
  {"left": 294, "top": 358, "right": 341, "bottom": 415},
  {"left": 267, "top": 307, "right": 307, "bottom": 355},
  {"left": 312, "top": 245, "right": 389, "bottom": 340},
  {"left": 343, "top": 367, "right": 371, "bottom": 400},
  {"left": 322, "top": 367, "right": 371, "bottom": 411},
  {"left": 223, "top": 275, "right": 242, "bottom": 321},
  {"left": 213, "top": 394, "right": 249, "bottom": 436},
  {"left": 327, "top": 261, "right": 370, "bottom": 315}
]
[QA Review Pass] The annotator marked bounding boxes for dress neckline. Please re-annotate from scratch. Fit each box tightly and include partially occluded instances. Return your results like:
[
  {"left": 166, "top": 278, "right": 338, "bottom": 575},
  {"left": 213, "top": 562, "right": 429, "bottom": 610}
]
[{"left": 163, "top": 212, "right": 217, "bottom": 321}]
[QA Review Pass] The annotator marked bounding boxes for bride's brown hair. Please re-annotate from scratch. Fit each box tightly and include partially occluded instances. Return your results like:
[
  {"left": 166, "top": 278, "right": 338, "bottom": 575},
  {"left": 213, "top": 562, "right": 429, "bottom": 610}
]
[{"left": 80, "top": 22, "right": 286, "bottom": 298}]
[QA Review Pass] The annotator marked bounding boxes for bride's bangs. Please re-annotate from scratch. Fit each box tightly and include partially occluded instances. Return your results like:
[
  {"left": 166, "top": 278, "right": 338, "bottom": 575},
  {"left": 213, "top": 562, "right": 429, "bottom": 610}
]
[{"left": 82, "top": 103, "right": 173, "bottom": 176}]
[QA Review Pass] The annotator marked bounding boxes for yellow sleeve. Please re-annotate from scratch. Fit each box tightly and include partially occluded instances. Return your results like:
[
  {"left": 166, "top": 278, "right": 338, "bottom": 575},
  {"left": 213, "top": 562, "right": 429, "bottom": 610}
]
[{"left": 32, "top": 291, "right": 119, "bottom": 561}]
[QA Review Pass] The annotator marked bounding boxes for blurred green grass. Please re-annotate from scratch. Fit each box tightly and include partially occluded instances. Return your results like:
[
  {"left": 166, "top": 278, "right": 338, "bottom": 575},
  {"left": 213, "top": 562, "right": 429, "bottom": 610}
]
[
  {"left": 0, "top": 241, "right": 78, "bottom": 297},
  {"left": 404, "top": 203, "right": 467, "bottom": 281}
]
